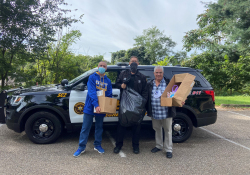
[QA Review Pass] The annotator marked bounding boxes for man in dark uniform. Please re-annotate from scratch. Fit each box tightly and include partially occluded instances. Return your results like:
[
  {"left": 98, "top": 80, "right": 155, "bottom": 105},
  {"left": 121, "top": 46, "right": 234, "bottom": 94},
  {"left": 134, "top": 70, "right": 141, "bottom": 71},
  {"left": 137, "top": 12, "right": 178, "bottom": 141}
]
[{"left": 114, "top": 56, "right": 148, "bottom": 154}]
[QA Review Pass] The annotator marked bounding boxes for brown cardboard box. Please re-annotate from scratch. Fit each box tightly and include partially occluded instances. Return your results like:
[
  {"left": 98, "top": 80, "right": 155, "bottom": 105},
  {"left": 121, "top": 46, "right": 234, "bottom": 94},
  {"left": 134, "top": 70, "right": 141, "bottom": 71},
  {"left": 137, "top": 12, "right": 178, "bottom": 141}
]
[
  {"left": 95, "top": 90, "right": 117, "bottom": 114},
  {"left": 161, "top": 73, "right": 195, "bottom": 107}
]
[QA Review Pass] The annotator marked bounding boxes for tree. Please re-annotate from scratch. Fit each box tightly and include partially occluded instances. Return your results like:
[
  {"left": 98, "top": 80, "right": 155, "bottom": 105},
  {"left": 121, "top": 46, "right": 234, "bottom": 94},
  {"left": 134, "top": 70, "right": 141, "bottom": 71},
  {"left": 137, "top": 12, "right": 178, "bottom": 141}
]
[
  {"left": 134, "top": 26, "right": 176, "bottom": 64},
  {"left": 0, "top": 0, "right": 83, "bottom": 89},
  {"left": 183, "top": 0, "right": 250, "bottom": 61},
  {"left": 171, "top": 51, "right": 187, "bottom": 65},
  {"left": 117, "top": 56, "right": 130, "bottom": 63},
  {"left": 111, "top": 50, "right": 126, "bottom": 64},
  {"left": 181, "top": 52, "right": 250, "bottom": 94},
  {"left": 181, "top": 52, "right": 226, "bottom": 91},
  {"left": 153, "top": 56, "right": 171, "bottom": 66},
  {"left": 48, "top": 30, "right": 82, "bottom": 83},
  {"left": 16, "top": 30, "right": 87, "bottom": 86},
  {"left": 87, "top": 55, "right": 105, "bottom": 69},
  {"left": 125, "top": 46, "right": 149, "bottom": 65}
]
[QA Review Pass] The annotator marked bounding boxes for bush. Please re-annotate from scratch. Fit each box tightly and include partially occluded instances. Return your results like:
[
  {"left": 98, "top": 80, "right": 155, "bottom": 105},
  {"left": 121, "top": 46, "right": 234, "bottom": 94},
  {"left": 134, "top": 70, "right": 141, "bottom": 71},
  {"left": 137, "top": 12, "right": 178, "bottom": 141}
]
[
  {"left": 214, "top": 87, "right": 247, "bottom": 96},
  {"left": 241, "top": 83, "right": 250, "bottom": 95}
]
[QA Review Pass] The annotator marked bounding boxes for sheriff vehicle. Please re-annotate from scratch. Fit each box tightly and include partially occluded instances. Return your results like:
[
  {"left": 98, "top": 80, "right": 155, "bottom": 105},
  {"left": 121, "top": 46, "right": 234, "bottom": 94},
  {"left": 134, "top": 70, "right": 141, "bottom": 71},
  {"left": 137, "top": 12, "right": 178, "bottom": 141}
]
[{"left": 0, "top": 63, "right": 217, "bottom": 144}]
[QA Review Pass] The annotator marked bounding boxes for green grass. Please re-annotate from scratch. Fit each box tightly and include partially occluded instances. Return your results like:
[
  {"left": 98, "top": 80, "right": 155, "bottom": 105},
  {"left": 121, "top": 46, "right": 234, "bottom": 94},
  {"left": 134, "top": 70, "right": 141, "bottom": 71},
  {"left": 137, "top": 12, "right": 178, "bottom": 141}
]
[{"left": 215, "top": 96, "right": 250, "bottom": 106}]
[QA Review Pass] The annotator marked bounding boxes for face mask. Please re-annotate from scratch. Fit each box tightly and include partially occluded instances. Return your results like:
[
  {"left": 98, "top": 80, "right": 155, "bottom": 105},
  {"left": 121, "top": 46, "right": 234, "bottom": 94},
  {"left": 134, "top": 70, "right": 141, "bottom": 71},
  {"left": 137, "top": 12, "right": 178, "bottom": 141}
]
[
  {"left": 130, "top": 62, "right": 138, "bottom": 73},
  {"left": 98, "top": 67, "right": 106, "bottom": 74}
]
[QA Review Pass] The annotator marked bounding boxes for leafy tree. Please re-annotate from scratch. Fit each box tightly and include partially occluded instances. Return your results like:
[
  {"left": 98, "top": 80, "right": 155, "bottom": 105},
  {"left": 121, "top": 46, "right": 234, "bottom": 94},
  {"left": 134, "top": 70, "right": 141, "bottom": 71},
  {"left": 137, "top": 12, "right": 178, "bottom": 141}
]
[
  {"left": 171, "top": 51, "right": 187, "bottom": 65},
  {"left": 221, "top": 55, "right": 243, "bottom": 93},
  {"left": 153, "top": 51, "right": 187, "bottom": 66},
  {"left": 238, "top": 55, "right": 250, "bottom": 83},
  {"left": 117, "top": 56, "right": 130, "bottom": 63},
  {"left": 125, "top": 46, "right": 149, "bottom": 65},
  {"left": 134, "top": 26, "right": 176, "bottom": 64},
  {"left": 48, "top": 30, "right": 82, "bottom": 83},
  {"left": 181, "top": 52, "right": 226, "bottom": 90},
  {"left": 182, "top": 52, "right": 250, "bottom": 94},
  {"left": 16, "top": 30, "right": 89, "bottom": 86},
  {"left": 111, "top": 50, "right": 126, "bottom": 64},
  {"left": 153, "top": 56, "right": 171, "bottom": 66},
  {"left": 87, "top": 55, "right": 105, "bottom": 69},
  {"left": 183, "top": 0, "right": 250, "bottom": 61},
  {"left": 0, "top": 0, "right": 83, "bottom": 89}
]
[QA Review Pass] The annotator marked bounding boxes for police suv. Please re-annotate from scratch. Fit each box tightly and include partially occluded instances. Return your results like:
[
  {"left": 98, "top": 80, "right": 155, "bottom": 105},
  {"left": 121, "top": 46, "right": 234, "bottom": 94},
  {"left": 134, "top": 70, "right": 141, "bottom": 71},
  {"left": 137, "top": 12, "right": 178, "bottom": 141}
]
[{"left": 0, "top": 63, "right": 217, "bottom": 144}]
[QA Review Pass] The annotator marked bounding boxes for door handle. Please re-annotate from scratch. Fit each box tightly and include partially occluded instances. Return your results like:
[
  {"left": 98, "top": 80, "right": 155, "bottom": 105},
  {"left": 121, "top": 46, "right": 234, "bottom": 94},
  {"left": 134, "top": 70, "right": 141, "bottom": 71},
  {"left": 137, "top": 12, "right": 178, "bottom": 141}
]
[{"left": 112, "top": 94, "right": 118, "bottom": 97}]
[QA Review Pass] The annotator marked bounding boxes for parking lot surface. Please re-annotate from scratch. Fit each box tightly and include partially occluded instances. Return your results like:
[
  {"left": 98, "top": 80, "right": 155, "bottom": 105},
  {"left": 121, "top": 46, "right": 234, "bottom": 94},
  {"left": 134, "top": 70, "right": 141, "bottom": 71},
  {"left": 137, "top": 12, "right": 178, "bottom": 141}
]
[{"left": 0, "top": 109, "right": 250, "bottom": 174}]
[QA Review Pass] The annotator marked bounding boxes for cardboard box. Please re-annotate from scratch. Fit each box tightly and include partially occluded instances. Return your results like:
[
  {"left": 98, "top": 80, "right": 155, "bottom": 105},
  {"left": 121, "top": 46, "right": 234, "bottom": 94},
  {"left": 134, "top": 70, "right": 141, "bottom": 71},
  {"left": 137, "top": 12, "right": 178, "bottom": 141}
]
[
  {"left": 95, "top": 90, "right": 117, "bottom": 114},
  {"left": 161, "top": 73, "right": 196, "bottom": 107}
]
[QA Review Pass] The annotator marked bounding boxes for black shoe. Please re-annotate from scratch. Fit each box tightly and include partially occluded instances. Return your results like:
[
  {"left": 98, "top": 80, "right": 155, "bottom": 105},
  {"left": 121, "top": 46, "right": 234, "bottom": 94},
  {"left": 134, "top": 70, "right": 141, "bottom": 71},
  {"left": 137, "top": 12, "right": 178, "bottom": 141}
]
[
  {"left": 113, "top": 146, "right": 121, "bottom": 154},
  {"left": 166, "top": 152, "right": 172, "bottom": 158},
  {"left": 133, "top": 147, "right": 140, "bottom": 154},
  {"left": 151, "top": 147, "right": 161, "bottom": 153}
]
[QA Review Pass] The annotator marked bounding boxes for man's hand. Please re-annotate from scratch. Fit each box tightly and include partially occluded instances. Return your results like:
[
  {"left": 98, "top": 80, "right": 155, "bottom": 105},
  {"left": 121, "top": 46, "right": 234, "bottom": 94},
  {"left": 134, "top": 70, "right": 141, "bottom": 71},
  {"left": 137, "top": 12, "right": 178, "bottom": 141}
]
[
  {"left": 181, "top": 98, "right": 187, "bottom": 106},
  {"left": 121, "top": 83, "right": 127, "bottom": 89},
  {"left": 95, "top": 106, "right": 101, "bottom": 113}
]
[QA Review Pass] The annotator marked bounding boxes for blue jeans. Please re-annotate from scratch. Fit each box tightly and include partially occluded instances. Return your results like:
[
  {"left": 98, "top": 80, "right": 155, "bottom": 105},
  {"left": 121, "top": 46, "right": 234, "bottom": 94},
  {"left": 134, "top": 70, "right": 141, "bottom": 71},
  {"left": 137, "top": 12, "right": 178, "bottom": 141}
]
[{"left": 78, "top": 113, "right": 105, "bottom": 150}]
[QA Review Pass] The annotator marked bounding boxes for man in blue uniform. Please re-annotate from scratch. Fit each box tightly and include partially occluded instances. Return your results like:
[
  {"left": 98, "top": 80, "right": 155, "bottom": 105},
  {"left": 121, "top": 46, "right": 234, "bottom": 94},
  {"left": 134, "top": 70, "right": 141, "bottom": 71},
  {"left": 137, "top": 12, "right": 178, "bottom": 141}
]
[{"left": 73, "top": 61, "right": 112, "bottom": 157}]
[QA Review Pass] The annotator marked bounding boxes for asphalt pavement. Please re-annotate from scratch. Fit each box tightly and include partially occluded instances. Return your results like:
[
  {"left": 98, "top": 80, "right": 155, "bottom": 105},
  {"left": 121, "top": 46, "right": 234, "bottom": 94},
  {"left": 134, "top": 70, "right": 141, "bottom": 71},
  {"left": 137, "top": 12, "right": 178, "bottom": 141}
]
[{"left": 0, "top": 109, "right": 250, "bottom": 175}]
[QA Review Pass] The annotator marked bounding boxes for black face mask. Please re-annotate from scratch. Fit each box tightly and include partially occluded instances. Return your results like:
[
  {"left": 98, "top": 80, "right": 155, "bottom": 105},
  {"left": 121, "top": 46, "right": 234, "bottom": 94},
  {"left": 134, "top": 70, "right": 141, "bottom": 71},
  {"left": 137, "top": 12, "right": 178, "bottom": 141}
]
[{"left": 130, "top": 62, "right": 138, "bottom": 73}]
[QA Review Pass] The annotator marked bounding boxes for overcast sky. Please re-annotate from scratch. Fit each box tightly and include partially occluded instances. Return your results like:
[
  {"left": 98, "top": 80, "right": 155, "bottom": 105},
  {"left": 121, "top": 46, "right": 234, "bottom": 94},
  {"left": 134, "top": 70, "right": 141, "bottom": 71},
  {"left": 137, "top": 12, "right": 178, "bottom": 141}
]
[{"left": 64, "top": 0, "right": 213, "bottom": 62}]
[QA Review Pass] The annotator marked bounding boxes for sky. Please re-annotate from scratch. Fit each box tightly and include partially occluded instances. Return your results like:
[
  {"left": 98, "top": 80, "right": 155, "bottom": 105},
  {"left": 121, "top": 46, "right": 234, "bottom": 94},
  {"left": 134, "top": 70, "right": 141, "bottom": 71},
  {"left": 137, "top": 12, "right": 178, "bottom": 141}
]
[{"left": 63, "top": 0, "right": 213, "bottom": 62}]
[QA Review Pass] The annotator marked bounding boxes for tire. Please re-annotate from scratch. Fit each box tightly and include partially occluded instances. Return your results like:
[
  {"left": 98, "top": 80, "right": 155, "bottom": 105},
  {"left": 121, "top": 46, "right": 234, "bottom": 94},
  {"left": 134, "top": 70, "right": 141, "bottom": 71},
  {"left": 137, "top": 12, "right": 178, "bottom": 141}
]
[
  {"left": 172, "top": 112, "right": 193, "bottom": 143},
  {"left": 25, "top": 111, "right": 62, "bottom": 144}
]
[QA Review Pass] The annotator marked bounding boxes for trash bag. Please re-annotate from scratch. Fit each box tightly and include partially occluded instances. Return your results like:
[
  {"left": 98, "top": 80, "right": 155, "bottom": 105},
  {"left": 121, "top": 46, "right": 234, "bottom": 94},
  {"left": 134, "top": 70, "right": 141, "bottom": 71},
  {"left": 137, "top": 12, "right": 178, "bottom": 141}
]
[{"left": 119, "top": 88, "right": 147, "bottom": 127}]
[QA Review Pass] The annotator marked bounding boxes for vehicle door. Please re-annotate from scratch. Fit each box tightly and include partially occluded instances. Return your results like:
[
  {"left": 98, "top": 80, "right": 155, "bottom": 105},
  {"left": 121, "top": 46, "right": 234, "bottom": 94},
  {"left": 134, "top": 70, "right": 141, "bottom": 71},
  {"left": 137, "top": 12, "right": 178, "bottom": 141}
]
[
  {"left": 139, "top": 68, "right": 155, "bottom": 121},
  {"left": 102, "top": 70, "right": 121, "bottom": 122},
  {"left": 69, "top": 69, "right": 121, "bottom": 123},
  {"left": 0, "top": 91, "right": 7, "bottom": 123}
]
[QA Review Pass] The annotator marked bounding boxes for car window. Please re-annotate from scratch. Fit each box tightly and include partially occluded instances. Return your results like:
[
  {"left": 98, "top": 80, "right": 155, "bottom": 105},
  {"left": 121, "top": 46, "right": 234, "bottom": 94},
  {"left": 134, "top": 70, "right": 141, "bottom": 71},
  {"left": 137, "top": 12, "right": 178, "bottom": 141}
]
[
  {"left": 105, "top": 71, "right": 119, "bottom": 84},
  {"left": 172, "top": 71, "right": 207, "bottom": 87},
  {"left": 139, "top": 70, "right": 154, "bottom": 81},
  {"left": 69, "top": 68, "right": 97, "bottom": 85}
]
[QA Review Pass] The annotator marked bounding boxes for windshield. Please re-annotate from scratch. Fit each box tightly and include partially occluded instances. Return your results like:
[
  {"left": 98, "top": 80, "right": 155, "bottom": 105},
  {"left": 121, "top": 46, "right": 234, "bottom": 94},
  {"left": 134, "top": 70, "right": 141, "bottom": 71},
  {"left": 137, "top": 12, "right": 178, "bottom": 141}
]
[{"left": 69, "top": 68, "right": 98, "bottom": 85}]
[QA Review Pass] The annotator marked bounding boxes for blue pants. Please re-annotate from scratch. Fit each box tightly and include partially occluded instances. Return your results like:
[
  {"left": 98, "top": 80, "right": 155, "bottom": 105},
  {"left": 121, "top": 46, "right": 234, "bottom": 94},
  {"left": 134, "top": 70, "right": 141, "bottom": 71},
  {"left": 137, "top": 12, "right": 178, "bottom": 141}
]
[{"left": 78, "top": 113, "right": 104, "bottom": 150}]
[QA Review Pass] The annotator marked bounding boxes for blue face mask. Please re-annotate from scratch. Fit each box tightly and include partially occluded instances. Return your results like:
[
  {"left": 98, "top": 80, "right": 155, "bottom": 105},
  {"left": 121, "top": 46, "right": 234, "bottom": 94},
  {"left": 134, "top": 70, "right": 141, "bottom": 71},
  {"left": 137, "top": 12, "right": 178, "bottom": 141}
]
[{"left": 98, "top": 67, "right": 106, "bottom": 74}]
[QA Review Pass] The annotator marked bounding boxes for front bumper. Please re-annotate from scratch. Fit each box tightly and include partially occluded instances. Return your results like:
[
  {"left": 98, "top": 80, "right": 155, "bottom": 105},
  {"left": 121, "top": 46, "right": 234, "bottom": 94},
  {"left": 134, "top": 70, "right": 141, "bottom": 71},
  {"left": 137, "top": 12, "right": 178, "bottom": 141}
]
[
  {"left": 5, "top": 108, "right": 22, "bottom": 133},
  {"left": 6, "top": 120, "right": 21, "bottom": 133}
]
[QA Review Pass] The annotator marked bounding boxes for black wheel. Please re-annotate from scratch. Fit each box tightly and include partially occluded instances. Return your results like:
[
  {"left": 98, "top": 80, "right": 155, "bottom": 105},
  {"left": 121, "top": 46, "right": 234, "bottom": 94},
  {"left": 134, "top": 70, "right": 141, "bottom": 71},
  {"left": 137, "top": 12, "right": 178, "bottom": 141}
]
[
  {"left": 25, "top": 111, "right": 62, "bottom": 144},
  {"left": 172, "top": 112, "right": 193, "bottom": 143}
]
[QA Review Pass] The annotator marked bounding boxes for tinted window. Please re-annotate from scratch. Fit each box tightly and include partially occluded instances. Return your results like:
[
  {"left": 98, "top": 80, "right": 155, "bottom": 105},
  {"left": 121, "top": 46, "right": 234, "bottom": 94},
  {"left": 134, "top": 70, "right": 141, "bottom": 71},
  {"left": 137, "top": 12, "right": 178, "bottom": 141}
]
[
  {"left": 105, "top": 71, "right": 118, "bottom": 83},
  {"left": 139, "top": 70, "right": 154, "bottom": 81},
  {"left": 172, "top": 71, "right": 207, "bottom": 87}
]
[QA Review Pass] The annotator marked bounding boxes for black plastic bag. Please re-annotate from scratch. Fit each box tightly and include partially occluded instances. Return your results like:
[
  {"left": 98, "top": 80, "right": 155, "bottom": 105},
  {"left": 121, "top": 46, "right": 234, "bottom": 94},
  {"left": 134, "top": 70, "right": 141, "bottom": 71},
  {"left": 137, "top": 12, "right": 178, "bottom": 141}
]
[{"left": 119, "top": 88, "right": 147, "bottom": 127}]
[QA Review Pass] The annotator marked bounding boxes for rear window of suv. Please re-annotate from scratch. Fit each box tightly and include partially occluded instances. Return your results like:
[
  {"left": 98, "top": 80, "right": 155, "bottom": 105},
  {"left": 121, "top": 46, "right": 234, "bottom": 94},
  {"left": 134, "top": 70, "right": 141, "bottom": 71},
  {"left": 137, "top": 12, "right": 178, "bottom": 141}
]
[
  {"left": 172, "top": 71, "right": 208, "bottom": 87},
  {"left": 140, "top": 69, "right": 155, "bottom": 81}
]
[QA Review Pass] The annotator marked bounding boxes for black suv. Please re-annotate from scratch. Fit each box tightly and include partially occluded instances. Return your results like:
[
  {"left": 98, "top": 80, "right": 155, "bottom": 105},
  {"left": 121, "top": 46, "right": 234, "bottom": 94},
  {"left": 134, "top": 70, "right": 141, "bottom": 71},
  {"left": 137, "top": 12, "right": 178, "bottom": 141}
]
[{"left": 0, "top": 64, "right": 217, "bottom": 144}]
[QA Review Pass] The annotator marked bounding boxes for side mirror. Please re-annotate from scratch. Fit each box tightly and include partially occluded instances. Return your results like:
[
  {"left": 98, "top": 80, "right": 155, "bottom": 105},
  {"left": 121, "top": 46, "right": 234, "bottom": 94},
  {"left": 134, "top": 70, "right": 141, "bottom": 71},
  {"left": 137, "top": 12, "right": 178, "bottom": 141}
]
[
  {"left": 76, "top": 84, "right": 87, "bottom": 91},
  {"left": 61, "top": 79, "right": 69, "bottom": 86}
]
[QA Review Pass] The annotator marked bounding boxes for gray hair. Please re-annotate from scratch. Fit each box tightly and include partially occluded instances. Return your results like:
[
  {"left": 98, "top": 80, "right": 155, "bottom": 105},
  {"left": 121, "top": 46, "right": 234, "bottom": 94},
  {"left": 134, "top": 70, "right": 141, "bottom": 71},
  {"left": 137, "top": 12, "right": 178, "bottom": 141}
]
[{"left": 154, "top": 66, "right": 164, "bottom": 73}]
